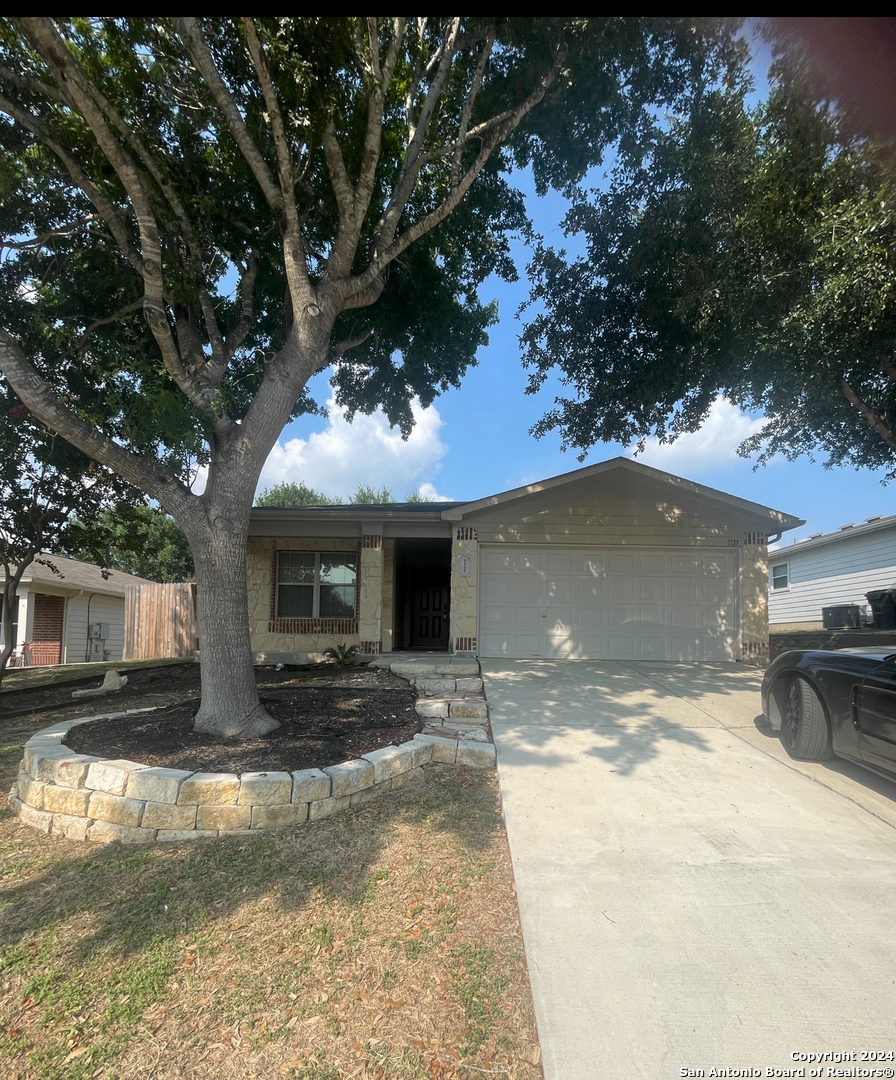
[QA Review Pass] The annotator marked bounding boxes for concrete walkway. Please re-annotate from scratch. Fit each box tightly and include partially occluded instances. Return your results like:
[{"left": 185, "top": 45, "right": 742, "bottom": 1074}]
[{"left": 481, "top": 659, "right": 896, "bottom": 1080}]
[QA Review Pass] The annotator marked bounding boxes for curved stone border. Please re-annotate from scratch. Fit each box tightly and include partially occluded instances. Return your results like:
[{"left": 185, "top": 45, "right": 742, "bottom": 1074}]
[{"left": 9, "top": 702, "right": 497, "bottom": 845}]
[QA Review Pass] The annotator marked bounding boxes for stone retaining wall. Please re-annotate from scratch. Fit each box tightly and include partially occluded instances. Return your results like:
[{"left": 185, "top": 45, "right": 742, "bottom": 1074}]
[
  {"left": 11, "top": 657, "right": 498, "bottom": 844},
  {"left": 11, "top": 708, "right": 497, "bottom": 846}
]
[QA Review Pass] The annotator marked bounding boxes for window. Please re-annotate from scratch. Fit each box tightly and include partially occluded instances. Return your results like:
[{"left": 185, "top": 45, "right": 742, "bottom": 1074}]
[
  {"left": 276, "top": 552, "right": 357, "bottom": 619},
  {"left": 771, "top": 563, "right": 789, "bottom": 590}
]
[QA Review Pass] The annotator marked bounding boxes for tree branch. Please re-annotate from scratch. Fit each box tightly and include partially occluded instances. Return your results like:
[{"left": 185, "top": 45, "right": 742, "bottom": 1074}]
[
  {"left": 841, "top": 378, "right": 896, "bottom": 452},
  {"left": 344, "top": 39, "right": 568, "bottom": 304},
  {"left": 174, "top": 18, "right": 285, "bottom": 219},
  {"left": 77, "top": 300, "right": 144, "bottom": 341},
  {"left": 241, "top": 18, "right": 310, "bottom": 300},
  {"left": 1, "top": 214, "right": 100, "bottom": 250},
  {"left": 0, "top": 330, "right": 195, "bottom": 516},
  {"left": 452, "top": 28, "right": 494, "bottom": 188},
  {"left": 322, "top": 120, "right": 356, "bottom": 226},
  {"left": 16, "top": 19, "right": 212, "bottom": 412},
  {"left": 0, "top": 90, "right": 143, "bottom": 276},
  {"left": 323, "top": 18, "right": 406, "bottom": 282},
  {"left": 327, "top": 328, "right": 372, "bottom": 367},
  {"left": 374, "top": 19, "right": 462, "bottom": 254}
]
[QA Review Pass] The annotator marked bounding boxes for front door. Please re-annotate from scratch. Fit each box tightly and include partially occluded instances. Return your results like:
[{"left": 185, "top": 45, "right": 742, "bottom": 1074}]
[{"left": 412, "top": 585, "right": 449, "bottom": 648}]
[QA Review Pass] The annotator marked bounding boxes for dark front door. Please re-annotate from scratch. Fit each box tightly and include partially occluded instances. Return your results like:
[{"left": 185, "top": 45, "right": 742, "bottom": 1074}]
[{"left": 412, "top": 585, "right": 449, "bottom": 648}]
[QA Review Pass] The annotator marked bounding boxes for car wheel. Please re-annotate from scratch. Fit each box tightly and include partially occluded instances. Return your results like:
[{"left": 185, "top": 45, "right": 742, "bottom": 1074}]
[{"left": 780, "top": 676, "right": 833, "bottom": 761}]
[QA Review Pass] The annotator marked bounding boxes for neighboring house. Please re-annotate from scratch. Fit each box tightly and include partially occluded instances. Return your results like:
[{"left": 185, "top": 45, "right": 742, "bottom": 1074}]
[
  {"left": 768, "top": 513, "right": 896, "bottom": 629},
  {"left": 248, "top": 458, "right": 802, "bottom": 665},
  {"left": 1, "top": 555, "right": 157, "bottom": 666}
]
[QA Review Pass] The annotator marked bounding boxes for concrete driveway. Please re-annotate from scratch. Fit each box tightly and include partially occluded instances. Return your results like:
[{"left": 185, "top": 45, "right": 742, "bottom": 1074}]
[{"left": 481, "top": 659, "right": 896, "bottom": 1080}]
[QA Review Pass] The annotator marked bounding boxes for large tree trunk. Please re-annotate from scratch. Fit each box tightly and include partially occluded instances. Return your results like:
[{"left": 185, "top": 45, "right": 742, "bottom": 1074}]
[{"left": 186, "top": 514, "right": 277, "bottom": 738}]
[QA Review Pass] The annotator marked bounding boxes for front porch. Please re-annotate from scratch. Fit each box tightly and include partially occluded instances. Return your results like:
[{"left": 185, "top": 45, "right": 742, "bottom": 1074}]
[{"left": 247, "top": 518, "right": 479, "bottom": 664}]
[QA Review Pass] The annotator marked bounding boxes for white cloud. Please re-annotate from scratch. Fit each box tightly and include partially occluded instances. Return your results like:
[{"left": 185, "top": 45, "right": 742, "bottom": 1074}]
[
  {"left": 626, "top": 398, "right": 765, "bottom": 473},
  {"left": 256, "top": 396, "right": 451, "bottom": 501}
]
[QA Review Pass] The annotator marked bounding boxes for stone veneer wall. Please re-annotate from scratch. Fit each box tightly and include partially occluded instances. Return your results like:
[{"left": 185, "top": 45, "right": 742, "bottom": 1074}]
[
  {"left": 358, "top": 534, "right": 384, "bottom": 654},
  {"left": 381, "top": 539, "right": 395, "bottom": 654},
  {"left": 248, "top": 537, "right": 361, "bottom": 663},
  {"left": 10, "top": 712, "right": 490, "bottom": 844},
  {"left": 450, "top": 527, "right": 478, "bottom": 653}
]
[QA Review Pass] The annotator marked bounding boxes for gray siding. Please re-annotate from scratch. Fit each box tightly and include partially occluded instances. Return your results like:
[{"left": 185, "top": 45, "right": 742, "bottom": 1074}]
[
  {"left": 63, "top": 595, "right": 125, "bottom": 663},
  {"left": 769, "top": 527, "right": 896, "bottom": 624}
]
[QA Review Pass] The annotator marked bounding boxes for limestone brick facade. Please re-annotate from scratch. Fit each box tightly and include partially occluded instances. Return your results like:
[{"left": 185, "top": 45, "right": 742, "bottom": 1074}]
[
  {"left": 247, "top": 536, "right": 362, "bottom": 663},
  {"left": 381, "top": 539, "right": 395, "bottom": 654},
  {"left": 450, "top": 527, "right": 478, "bottom": 653},
  {"left": 358, "top": 532, "right": 384, "bottom": 654}
]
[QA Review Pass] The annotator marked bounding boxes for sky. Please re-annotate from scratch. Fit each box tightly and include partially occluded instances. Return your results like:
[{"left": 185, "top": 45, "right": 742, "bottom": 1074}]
[
  {"left": 257, "top": 196, "right": 893, "bottom": 552},
  {"left": 254, "top": 30, "right": 894, "bottom": 550}
]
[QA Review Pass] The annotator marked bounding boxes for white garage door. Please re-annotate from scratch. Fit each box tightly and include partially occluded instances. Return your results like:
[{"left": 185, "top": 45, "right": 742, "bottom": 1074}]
[{"left": 478, "top": 546, "right": 737, "bottom": 661}]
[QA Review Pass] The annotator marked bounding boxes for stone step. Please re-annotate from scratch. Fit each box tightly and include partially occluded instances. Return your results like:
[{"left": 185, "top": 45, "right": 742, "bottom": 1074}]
[
  {"left": 415, "top": 697, "right": 489, "bottom": 720},
  {"left": 389, "top": 660, "right": 480, "bottom": 678},
  {"left": 412, "top": 676, "right": 483, "bottom": 695}
]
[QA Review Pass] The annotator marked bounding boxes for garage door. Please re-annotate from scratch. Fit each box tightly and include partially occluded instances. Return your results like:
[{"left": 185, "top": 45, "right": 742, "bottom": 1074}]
[{"left": 478, "top": 546, "right": 737, "bottom": 661}]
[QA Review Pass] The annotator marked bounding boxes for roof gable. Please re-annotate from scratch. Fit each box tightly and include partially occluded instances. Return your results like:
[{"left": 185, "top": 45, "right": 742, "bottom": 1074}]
[{"left": 443, "top": 457, "right": 803, "bottom": 533}]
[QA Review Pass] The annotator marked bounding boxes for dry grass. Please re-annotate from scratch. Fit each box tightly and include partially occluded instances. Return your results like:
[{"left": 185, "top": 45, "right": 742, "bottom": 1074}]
[{"left": 0, "top": 706, "right": 543, "bottom": 1080}]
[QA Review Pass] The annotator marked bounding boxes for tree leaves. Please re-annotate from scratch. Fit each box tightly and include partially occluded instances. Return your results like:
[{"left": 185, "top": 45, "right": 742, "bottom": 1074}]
[{"left": 522, "top": 33, "right": 896, "bottom": 475}]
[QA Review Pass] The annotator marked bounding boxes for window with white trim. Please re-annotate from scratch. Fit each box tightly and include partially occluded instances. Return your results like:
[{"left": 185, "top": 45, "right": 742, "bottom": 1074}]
[
  {"left": 275, "top": 552, "right": 357, "bottom": 618},
  {"left": 771, "top": 562, "right": 789, "bottom": 590}
]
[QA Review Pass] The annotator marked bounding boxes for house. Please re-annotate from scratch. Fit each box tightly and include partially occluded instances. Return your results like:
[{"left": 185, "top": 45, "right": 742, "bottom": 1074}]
[
  {"left": 247, "top": 457, "right": 802, "bottom": 665},
  {"left": 1, "top": 555, "right": 157, "bottom": 666},
  {"left": 768, "top": 513, "right": 896, "bottom": 629}
]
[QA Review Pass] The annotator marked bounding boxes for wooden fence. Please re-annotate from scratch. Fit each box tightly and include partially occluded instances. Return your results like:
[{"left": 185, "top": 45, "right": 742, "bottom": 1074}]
[{"left": 124, "top": 583, "right": 198, "bottom": 661}]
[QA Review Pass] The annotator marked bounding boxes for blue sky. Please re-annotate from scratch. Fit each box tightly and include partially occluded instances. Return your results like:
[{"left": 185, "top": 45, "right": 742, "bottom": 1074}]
[{"left": 257, "top": 173, "right": 893, "bottom": 549}]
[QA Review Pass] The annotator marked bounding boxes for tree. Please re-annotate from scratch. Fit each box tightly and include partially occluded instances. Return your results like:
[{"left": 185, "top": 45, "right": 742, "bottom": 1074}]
[
  {"left": 255, "top": 482, "right": 337, "bottom": 507},
  {"left": 521, "top": 39, "right": 896, "bottom": 474},
  {"left": 0, "top": 17, "right": 747, "bottom": 736},
  {"left": 0, "top": 400, "right": 129, "bottom": 690},
  {"left": 349, "top": 484, "right": 394, "bottom": 505},
  {"left": 255, "top": 481, "right": 436, "bottom": 504},
  {"left": 62, "top": 504, "right": 195, "bottom": 582}
]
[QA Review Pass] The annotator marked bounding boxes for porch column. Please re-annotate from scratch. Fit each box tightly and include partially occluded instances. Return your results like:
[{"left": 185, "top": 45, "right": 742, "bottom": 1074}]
[
  {"left": 450, "top": 526, "right": 478, "bottom": 654},
  {"left": 358, "top": 529, "right": 384, "bottom": 655}
]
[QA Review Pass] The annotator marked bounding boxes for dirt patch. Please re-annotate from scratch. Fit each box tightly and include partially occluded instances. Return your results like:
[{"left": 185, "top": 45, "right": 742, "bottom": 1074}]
[
  {"left": 5, "top": 661, "right": 424, "bottom": 773},
  {"left": 65, "top": 685, "right": 421, "bottom": 773}
]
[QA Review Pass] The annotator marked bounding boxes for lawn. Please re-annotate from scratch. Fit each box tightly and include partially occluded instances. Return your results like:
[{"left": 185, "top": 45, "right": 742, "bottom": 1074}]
[{"left": 0, "top": 664, "right": 543, "bottom": 1079}]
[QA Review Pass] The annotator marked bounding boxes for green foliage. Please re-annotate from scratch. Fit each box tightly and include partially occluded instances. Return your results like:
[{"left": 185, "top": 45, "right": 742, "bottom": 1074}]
[
  {"left": 0, "top": 395, "right": 132, "bottom": 683},
  {"left": 322, "top": 642, "right": 359, "bottom": 667},
  {"left": 61, "top": 504, "right": 194, "bottom": 582},
  {"left": 255, "top": 482, "right": 338, "bottom": 507},
  {"left": 349, "top": 484, "right": 393, "bottom": 505},
  {"left": 522, "top": 36, "right": 896, "bottom": 475}
]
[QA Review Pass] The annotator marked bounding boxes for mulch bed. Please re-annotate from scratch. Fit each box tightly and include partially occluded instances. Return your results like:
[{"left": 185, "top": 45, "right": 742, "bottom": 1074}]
[{"left": 65, "top": 683, "right": 421, "bottom": 774}]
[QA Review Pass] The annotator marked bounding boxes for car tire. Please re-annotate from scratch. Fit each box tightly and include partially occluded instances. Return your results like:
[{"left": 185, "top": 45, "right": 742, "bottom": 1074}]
[{"left": 779, "top": 676, "right": 833, "bottom": 761}]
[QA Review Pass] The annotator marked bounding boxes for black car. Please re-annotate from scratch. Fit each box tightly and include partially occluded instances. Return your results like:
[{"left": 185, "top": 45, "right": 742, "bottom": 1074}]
[{"left": 762, "top": 648, "right": 896, "bottom": 779}]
